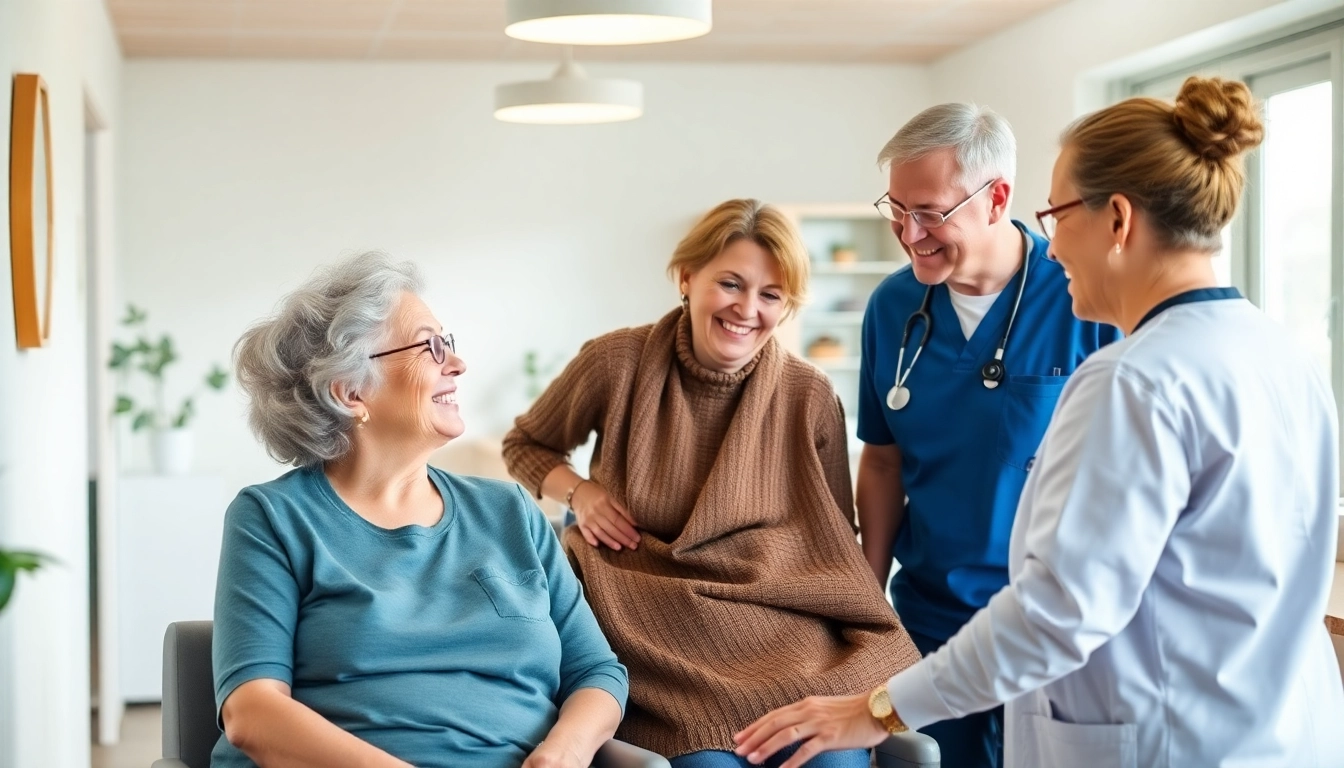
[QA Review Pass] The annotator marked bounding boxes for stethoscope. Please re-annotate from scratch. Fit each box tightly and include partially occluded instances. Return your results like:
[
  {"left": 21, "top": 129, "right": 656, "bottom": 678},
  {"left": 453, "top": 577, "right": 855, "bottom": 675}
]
[{"left": 886, "top": 250, "right": 1029, "bottom": 411}]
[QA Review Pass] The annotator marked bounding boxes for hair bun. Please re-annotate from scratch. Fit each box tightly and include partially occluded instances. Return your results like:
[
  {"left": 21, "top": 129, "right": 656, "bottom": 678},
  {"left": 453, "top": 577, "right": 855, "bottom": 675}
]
[{"left": 1172, "top": 76, "right": 1265, "bottom": 161}]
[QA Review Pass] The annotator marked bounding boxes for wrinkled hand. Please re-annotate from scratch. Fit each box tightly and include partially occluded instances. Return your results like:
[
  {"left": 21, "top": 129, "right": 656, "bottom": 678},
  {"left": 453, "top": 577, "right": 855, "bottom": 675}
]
[
  {"left": 733, "top": 692, "right": 888, "bottom": 768},
  {"left": 522, "top": 740, "right": 586, "bottom": 768},
  {"left": 571, "top": 481, "right": 640, "bottom": 550}
]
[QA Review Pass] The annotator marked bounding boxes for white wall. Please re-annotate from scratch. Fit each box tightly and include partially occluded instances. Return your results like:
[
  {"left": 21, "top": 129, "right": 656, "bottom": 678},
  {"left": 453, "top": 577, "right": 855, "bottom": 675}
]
[
  {"left": 118, "top": 60, "right": 929, "bottom": 493},
  {"left": 0, "top": 1, "right": 122, "bottom": 767},
  {"left": 929, "top": 0, "right": 1344, "bottom": 224}
]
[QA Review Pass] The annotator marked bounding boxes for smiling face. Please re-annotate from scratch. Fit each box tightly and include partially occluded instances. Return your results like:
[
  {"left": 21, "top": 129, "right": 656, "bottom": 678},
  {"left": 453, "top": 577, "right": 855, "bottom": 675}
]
[
  {"left": 886, "top": 147, "right": 1006, "bottom": 289},
  {"left": 679, "top": 238, "right": 786, "bottom": 374},
  {"left": 1046, "top": 146, "right": 1122, "bottom": 324},
  {"left": 361, "top": 291, "right": 466, "bottom": 450}
]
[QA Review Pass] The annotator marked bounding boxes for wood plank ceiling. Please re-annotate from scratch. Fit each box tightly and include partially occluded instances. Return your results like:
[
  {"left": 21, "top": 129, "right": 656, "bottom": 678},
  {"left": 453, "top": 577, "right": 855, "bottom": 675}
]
[{"left": 106, "top": 0, "right": 1068, "bottom": 63}]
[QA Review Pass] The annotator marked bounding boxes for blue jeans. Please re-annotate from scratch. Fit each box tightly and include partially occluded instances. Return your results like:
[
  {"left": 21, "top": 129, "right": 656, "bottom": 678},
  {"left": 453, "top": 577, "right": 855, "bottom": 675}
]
[
  {"left": 669, "top": 743, "right": 869, "bottom": 768},
  {"left": 907, "top": 628, "right": 1003, "bottom": 768}
]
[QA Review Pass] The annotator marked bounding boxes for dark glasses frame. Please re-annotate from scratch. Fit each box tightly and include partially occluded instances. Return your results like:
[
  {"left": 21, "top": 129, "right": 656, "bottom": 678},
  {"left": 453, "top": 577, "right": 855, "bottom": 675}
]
[
  {"left": 1034, "top": 198, "right": 1085, "bottom": 240},
  {"left": 369, "top": 333, "right": 455, "bottom": 365}
]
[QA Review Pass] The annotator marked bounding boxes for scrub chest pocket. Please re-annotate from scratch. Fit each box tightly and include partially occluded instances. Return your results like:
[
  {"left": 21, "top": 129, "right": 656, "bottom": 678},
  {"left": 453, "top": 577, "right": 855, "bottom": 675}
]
[
  {"left": 472, "top": 566, "right": 551, "bottom": 621},
  {"left": 997, "top": 375, "right": 1067, "bottom": 471}
]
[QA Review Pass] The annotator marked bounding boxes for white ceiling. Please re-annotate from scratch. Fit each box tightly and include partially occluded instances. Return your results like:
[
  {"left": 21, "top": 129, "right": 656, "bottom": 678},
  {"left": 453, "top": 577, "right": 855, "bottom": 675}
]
[{"left": 106, "top": 0, "right": 1068, "bottom": 63}]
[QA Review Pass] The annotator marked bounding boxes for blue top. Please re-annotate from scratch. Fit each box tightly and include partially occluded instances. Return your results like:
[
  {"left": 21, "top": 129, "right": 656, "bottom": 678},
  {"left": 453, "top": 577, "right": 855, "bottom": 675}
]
[
  {"left": 210, "top": 466, "right": 628, "bottom": 768},
  {"left": 857, "top": 222, "right": 1122, "bottom": 641}
]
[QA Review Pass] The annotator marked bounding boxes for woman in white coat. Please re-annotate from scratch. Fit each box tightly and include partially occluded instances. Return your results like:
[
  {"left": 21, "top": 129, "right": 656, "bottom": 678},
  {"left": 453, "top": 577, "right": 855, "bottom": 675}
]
[{"left": 734, "top": 76, "right": 1344, "bottom": 768}]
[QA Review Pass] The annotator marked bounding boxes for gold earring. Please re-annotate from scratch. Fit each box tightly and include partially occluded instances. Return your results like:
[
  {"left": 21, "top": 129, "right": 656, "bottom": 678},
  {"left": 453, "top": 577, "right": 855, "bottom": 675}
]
[{"left": 359, "top": 411, "right": 369, "bottom": 426}]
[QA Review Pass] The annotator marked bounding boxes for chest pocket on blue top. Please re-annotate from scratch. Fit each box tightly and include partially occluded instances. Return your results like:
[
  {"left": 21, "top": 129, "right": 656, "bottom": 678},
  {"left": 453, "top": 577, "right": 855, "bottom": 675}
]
[
  {"left": 472, "top": 566, "right": 550, "bottom": 622},
  {"left": 997, "top": 375, "right": 1068, "bottom": 471}
]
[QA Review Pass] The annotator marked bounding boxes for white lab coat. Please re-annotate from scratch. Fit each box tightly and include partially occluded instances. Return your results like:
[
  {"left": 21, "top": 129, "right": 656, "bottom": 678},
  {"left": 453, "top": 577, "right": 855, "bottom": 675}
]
[{"left": 888, "top": 297, "right": 1344, "bottom": 767}]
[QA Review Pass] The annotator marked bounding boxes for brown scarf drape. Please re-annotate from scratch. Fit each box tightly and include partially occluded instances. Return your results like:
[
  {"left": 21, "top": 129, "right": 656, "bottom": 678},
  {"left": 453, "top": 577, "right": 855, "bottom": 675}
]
[{"left": 552, "top": 309, "right": 921, "bottom": 757}]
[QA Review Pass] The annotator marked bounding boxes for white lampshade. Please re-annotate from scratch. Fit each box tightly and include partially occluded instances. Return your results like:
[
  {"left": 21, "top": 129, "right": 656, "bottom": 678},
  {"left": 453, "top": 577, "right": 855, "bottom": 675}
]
[
  {"left": 495, "top": 52, "right": 643, "bottom": 124},
  {"left": 505, "top": 0, "right": 712, "bottom": 46}
]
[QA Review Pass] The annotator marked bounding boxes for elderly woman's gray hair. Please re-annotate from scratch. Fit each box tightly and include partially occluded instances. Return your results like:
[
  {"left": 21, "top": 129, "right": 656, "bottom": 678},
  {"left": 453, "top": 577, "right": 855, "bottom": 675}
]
[
  {"left": 234, "top": 252, "right": 424, "bottom": 467},
  {"left": 877, "top": 103, "right": 1017, "bottom": 189}
]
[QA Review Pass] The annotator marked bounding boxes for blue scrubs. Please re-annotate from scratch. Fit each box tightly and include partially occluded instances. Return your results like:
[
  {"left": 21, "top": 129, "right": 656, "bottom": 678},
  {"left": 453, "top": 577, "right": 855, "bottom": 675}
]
[{"left": 857, "top": 222, "right": 1120, "bottom": 766}]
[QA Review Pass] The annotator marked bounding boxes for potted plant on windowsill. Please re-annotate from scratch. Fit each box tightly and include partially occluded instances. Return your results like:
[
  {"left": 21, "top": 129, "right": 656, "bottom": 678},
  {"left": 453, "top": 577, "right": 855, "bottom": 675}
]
[{"left": 109, "top": 304, "right": 228, "bottom": 475}]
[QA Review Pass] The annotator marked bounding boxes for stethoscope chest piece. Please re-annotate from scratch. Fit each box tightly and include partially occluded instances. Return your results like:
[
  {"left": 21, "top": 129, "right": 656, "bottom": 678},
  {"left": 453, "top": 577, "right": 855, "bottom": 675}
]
[
  {"left": 981, "top": 359, "right": 1005, "bottom": 389},
  {"left": 886, "top": 385, "right": 911, "bottom": 411}
]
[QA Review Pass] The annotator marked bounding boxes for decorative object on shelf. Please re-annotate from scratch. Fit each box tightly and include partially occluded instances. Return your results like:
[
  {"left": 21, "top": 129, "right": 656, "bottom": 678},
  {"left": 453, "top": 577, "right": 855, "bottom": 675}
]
[
  {"left": 0, "top": 547, "right": 53, "bottom": 614},
  {"left": 806, "top": 335, "right": 846, "bottom": 360},
  {"left": 505, "top": 0, "right": 712, "bottom": 46},
  {"left": 9, "top": 73, "right": 53, "bottom": 349},
  {"left": 495, "top": 46, "right": 642, "bottom": 124},
  {"left": 110, "top": 304, "right": 229, "bottom": 475},
  {"left": 829, "top": 242, "right": 858, "bottom": 264},
  {"left": 833, "top": 297, "right": 865, "bottom": 313}
]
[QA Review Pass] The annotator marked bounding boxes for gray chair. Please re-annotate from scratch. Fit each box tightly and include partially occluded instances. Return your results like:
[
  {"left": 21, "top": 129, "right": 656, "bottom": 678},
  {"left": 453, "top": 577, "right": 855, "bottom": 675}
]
[
  {"left": 150, "top": 620, "right": 670, "bottom": 768},
  {"left": 876, "top": 731, "right": 940, "bottom": 768}
]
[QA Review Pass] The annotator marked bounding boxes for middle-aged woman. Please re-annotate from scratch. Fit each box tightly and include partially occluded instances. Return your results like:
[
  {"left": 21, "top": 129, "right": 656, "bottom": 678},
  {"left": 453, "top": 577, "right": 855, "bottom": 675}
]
[
  {"left": 211, "top": 253, "right": 628, "bottom": 768},
  {"left": 736, "top": 77, "right": 1344, "bottom": 768},
  {"left": 502, "top": 199, "right": 921, "bottom": 767}
]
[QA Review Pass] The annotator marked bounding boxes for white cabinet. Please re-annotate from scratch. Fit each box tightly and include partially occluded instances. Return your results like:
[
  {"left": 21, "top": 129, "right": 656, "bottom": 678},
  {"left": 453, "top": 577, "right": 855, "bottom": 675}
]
[{"left": 117, "top": 474, "right": 228, "bottom": 702}]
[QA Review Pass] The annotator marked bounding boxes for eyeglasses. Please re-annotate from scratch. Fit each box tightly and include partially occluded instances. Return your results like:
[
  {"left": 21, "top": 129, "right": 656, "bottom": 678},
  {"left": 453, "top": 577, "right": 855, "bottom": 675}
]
[
  {"left": 874, "top": 179, "right": 995, "bottom": 229},
  {"left": 369, "top": 333, "right": 456, "bottom": 365},
  {"left": 1034, "top": 199, "right": 1085, "bottom": 241}
]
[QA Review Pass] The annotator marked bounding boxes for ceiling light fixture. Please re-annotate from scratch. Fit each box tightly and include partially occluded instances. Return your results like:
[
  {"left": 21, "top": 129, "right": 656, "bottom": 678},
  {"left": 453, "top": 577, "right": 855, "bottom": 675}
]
[
  {"left": 505, "top": 0, "right": 712, "bottom": 46},
  {"left": 494, "top": 47, "right": 643, "bottom": 124}
]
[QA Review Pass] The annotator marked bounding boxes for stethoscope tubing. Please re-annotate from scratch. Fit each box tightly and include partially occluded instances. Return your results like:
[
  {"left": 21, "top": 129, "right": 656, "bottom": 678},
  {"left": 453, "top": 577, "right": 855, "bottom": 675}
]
[{"left": 887, "top": 250, "right": 1029, "bottom": 409}]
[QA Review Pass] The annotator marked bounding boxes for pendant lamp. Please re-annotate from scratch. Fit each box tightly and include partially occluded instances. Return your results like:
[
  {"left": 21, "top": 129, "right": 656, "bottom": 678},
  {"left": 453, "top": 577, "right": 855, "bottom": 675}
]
[
  {"left": 505, "top": 0, "right": 712, "bottom": 46},
  {"left": 494, "top": 47, "right": 643, "bottom": 124}
]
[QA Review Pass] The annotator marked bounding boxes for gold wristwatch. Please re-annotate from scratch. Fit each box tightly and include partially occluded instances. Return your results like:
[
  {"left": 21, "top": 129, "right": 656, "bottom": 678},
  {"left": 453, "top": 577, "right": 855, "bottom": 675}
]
[{"left": 867, "top": 684, "right": 908, "bottom": 735}]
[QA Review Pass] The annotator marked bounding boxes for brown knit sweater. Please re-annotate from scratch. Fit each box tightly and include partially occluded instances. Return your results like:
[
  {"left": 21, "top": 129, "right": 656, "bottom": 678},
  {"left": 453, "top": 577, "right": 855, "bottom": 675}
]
[{"left": 502, "top": 308, "right": 921, "bottom": 758}]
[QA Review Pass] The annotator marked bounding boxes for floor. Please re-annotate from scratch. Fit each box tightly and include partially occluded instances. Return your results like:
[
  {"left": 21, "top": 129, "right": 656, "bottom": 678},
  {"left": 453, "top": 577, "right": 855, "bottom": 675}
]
[{"left": 91, "top": 705, "right": 161, "bottom": 768}]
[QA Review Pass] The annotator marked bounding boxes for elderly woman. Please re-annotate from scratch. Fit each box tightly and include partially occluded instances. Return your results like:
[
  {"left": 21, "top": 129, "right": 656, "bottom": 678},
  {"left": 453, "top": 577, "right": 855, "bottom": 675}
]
[
  {"left": 212, "top": 253, "right": 628, "bottom": 768},
  {"left": 737, "top": 77, "right": 1344, "bottom": 768},
  {"left": 503, "top": 199, "right": 921, "bottom": 767}
]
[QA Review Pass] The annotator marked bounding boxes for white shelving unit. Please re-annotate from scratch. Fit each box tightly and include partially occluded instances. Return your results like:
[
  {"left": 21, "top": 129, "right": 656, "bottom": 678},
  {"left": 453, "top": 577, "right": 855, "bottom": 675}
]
[{"left": 778, "top": 204, "right": 909, "bottom": 426}]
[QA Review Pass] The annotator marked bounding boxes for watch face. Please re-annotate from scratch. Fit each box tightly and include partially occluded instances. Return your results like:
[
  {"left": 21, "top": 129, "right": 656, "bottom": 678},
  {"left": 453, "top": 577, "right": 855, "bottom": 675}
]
[{"left": 869, "top": 687, "right": 893, "bottom": 718}]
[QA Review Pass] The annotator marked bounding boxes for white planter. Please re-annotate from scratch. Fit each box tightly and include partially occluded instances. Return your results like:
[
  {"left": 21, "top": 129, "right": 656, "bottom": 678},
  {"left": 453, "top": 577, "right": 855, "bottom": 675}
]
[{"left": 152, "top": 427, "right": 194, "bottom": 475}]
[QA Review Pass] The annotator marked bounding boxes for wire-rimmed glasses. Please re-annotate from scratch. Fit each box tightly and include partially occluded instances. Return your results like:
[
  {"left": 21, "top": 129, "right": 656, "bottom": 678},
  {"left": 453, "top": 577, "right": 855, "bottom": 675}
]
[{"left": 369, "top": 333, "right": 456, "bottom": 364}]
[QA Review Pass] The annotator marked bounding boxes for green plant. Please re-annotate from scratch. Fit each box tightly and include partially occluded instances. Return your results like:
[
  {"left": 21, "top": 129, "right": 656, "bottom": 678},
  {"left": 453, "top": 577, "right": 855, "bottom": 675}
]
[
  {"left": 0, "top": 548, "right": 54, "bottom": 614},
  {"left": 109, "top": 304, "right": 228, "bottom": 431},
  {"left": 523, "top": 350, "right": 565, "bottom": 400}
]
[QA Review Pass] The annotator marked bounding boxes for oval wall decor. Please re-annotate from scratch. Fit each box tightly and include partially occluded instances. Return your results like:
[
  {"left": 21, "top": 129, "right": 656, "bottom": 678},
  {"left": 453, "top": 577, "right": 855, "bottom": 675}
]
[{"left": 10, "top": 73, "right": 54, "bottom": 349}]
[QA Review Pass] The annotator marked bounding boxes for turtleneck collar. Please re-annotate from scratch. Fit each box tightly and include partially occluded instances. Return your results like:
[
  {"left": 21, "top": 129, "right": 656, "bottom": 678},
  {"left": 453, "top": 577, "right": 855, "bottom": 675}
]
[{"left": 673, "top": 307, "right": 762, "bottom": 388}]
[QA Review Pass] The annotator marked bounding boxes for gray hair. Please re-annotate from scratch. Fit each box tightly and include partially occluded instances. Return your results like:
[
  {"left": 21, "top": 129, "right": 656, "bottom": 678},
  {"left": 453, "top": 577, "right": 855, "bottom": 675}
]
[
  {"left": 233, "top": 251, "right": 424, "bottom": 467},
  {"left": 877, "top": 103, "right": 1017, "bottom": 188}
]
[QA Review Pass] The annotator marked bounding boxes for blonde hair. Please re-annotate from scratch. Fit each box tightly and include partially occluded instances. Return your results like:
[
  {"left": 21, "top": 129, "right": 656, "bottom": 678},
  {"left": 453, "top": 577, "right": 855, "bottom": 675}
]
[
  {"left": 1062, "top": 76, "right": 1265, "bottom": 251},
  {"left": 666, "top": 199, "right": 810, "bottom": 314}
]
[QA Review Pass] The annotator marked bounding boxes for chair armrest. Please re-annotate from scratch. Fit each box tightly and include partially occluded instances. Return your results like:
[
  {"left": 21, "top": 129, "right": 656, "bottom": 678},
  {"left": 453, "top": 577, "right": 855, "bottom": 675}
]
[
  {"left": 592, "top": 738, "right": 671, "bottom": 768},
  {"left": 150, "top": 760, "right": 192, "bottom": 768},
  {"left": 874, "top": 731, "right": 940, "bottom": 768}
]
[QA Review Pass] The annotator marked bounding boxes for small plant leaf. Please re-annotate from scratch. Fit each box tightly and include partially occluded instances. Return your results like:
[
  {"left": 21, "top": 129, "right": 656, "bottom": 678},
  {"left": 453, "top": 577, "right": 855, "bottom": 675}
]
[
  {"left": 114, "top": 395, "right": 135, "bottom": 414},
  {"left": 0, "top": 550, "right": 55, "bottom": 614},
  {"left": 121, "top": 304, "right": 147, "bottom": 326},
  {"left": 109, "top": 343, "right": 133, "bottom": 369},
  {"left": 206, "top": 366, "right": 228, "bottom": 390},
  {"left": 174, "top": 398, "right": 195, "bottom": 428},
  {"left": 0, "top": 569, "right": 13, "bottom": 614},
  {"left": 131, "top": 411, "right": 155, "bottom": 432}
]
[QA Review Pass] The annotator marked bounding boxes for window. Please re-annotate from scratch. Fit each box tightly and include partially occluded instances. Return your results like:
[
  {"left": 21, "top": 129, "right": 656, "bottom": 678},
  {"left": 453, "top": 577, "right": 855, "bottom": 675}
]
[{"left": 1126, "top": 20, "right": 1344, "bottom": 481}]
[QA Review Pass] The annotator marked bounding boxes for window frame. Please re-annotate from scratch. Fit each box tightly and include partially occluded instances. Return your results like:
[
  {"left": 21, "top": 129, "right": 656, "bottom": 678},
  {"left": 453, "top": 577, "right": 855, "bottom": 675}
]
[{"left": 1119, "top": 19, "right": 1344, "bottom": 483}]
